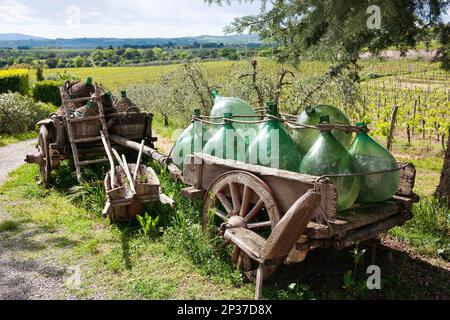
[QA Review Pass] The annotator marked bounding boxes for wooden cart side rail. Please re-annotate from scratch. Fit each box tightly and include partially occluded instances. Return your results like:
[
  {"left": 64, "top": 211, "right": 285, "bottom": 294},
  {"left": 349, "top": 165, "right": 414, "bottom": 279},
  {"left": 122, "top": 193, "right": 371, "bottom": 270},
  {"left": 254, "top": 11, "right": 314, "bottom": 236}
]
[{"left": 183, "top": 153, "right": 339, "bottom": 220}]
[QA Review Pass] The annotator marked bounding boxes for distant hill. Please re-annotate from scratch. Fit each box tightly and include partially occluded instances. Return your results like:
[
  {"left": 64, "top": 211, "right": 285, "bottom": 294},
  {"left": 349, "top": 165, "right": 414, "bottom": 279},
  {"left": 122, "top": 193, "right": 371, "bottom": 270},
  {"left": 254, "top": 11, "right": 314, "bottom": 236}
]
[
  {"left": 0, "top": 33, "right": 48, "bottom": 41},
  {"left": 0, "top": 34, "right": 262, "bottom": 49}
]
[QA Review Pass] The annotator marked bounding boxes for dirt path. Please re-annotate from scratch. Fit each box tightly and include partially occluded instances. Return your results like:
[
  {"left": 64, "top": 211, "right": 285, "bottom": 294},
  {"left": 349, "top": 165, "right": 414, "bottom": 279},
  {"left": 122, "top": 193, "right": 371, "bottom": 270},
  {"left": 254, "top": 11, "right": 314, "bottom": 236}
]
[
  {"left": 0, "top": 139, "right": 74, "bottom": 300},
  {"left": 0, "top": 139, "right": 37, "bottom": 185}
]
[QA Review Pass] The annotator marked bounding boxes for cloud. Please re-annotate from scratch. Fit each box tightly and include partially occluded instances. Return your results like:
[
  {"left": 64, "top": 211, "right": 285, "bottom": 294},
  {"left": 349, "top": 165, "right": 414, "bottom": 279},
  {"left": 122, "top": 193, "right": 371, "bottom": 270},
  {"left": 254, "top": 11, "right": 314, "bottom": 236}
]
[
  {"left": 0, "top": 0, "right": 41, "bottom": 24},
  {"left": 0, "top": 0, "right": 261, "bottom": 38}
]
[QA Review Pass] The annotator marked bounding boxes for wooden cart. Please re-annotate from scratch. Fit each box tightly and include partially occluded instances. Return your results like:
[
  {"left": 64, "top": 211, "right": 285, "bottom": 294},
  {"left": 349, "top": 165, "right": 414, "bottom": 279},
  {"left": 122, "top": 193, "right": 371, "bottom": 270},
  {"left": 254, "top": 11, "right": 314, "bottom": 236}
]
[
  {"left": 25, "top": 86, "right": 156, "bottom": 187},
  {"left": 181, "top": 153, "right": 419, "bottom": 299}
]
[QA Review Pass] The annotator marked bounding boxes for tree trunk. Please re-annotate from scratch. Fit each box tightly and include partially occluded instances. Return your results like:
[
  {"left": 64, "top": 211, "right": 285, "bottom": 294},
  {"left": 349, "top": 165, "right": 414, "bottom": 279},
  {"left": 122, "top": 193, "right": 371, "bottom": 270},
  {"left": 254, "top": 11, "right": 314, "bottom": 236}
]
[{"left": 435, "top": 126, "right": 450, "bottom": 205}]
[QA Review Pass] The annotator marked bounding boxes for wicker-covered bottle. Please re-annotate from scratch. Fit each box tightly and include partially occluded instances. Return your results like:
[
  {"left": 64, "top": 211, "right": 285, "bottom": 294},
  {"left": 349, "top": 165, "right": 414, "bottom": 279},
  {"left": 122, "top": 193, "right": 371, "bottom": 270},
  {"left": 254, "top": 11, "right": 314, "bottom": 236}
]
[
  {"left": 69, "top": 77, "right": 95, "bottom": 98},
  {"left": 113, "top": 91, "right": 140, "bottom": 113}
]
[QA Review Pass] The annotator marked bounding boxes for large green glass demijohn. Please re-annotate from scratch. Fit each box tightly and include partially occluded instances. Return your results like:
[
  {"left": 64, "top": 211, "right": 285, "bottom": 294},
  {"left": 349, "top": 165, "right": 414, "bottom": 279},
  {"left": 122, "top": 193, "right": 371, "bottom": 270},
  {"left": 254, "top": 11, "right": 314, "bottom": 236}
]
[
  {"left": 293, "top": 105, "right": 353, "bottom": 154},
  {"left": 247, "top": 102, "right": 303, "bottom": 171},
  {"left": 349, "top": 123, "right": 400, "bottom": 203},
  {"left": 299, "top": 116, "right": 360, "bottom": 212},
  {"left": 172, "top": 109, "right": 210, "bottom": 169},
  {"left": 203, "top": 112, "right": 246, "bottom": 162},
  {"left": 209, "top": 90, "right": 258, "bottom": 139}
]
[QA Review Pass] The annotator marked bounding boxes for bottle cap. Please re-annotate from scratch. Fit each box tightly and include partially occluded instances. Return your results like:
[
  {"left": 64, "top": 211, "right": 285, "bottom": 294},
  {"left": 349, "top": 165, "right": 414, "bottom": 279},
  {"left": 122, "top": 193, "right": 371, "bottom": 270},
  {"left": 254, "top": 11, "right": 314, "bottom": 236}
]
[
  {"left": 193, "top": 109, "right": 201, "bottom": 117},
  {"left": 305, "top": 106, "right": 316, "bottom": 116},
  {"left": 267, "top": 103, "right": 278, "bottom": 116},
  {"left": 211, "top": 90, "right": 219, "bottom": 98},
  {"left": 356, "top": 122, "right": 367, "bottom": 128},
  {"left": 121, "top": 91, "right": 127, "bottom": 98},
  {"left": 224, "top": 113, "right": 233, "bottom": 124}
]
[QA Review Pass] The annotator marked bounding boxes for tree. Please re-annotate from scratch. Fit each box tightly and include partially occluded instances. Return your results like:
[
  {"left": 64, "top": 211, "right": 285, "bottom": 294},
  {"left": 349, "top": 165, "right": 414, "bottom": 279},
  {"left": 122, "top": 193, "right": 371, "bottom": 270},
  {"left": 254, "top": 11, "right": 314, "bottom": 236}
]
[
  {"left": 124, "top": 48, "right": 140, "bottom": 60},
  {"left": 45, "top": 58, "right": 58, "bottom": 69},
  {"left": 208, "top": 1, "right": 449, "bottom": 69},
  {"left": 208, "top": 0, "right": 450, "bottom": 204},
  {"left": 36, "top": 63, "right": 44, "bottom": 81},
  {"left": 74, "top": 56, "right": 84, "bottom": 68},
  {"left": 436, "top": 126, "right": 450, "bottom": 205}
]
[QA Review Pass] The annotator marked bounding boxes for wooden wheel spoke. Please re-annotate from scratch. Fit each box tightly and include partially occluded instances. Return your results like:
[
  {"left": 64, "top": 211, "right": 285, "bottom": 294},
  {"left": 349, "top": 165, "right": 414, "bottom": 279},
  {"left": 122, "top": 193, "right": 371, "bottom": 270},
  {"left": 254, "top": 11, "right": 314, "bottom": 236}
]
[
  {"left": 231, "top": 246, "right": 240, "bottom": 264},
  {"left": 216, "top": 192, "right": 233, "bottom": 215},
  {"left": 247, "top": 221, "right": 272, "bottom": 229},
  {"left": 239, "top": 185, "right": 251, "bottom": 217},
  {"left": 201, "top": 171, "right": 281, "bottom": 282},
  {"left": 244, "top": 199, "right": 265, "bottom": 223},
  {"left": 237, "top": 250, "right": 245, "bottom": 269},
  {"left": 229, "top": 182, "right": 241, "bottom": 214},
  {"left": 243, "top": 254, "right": 252, "bottom": 272},
  {"left": 213, "top": 208, "right": 229, "bottom": 222}
]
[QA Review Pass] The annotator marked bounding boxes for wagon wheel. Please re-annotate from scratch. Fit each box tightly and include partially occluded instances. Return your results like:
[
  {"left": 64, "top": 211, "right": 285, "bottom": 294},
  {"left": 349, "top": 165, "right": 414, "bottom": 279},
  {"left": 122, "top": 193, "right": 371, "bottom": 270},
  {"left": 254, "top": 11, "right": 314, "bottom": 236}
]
[
  {"left": 37, "top": 126, "right": 51, "bottom": 188},
  {"left": 201, "top": 171, "right": 281, "bottom": 282}
]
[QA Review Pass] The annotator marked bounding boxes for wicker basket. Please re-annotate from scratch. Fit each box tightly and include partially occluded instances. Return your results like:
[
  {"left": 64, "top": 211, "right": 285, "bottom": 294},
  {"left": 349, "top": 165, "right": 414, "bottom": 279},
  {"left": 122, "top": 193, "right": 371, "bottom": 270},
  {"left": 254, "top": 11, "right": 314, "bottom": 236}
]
[
  {"left": 107, "top": 112, "right": 152, "bottom": 140},
  {"left": 70, "top": 119, "right": 102, "bottom": 140}
]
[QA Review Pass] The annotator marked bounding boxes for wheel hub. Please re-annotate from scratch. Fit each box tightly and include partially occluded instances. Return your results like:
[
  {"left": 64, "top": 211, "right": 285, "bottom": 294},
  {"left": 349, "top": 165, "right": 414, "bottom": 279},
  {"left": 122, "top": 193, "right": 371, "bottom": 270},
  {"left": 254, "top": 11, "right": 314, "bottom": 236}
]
[{"left": 220, "top": 215, "right": 247, "bottom": 236}]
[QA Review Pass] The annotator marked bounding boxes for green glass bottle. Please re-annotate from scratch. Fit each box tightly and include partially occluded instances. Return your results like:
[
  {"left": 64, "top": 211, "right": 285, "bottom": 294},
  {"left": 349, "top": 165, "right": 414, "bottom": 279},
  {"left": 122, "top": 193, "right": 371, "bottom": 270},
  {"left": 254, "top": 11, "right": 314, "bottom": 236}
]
[
  {"left": 209, "top": 90, "right": 258, "bottom": 139},
  {"left": 299, "top": 116, "right": 360, "bottom": 212},
  {"left": 173, "top": 109, "right": 210, "bottom": 169},
  {"left": 247, "top": 102, "right": 303, "bottom": 171},
  {"left": 293, "top": 105, "right": 353, "bottom": 154},
  {"left": 203, "top": 112, "right": 246, "bottom": 162},
  {"left": 349, "top": 123, "right": 400, "bottom": 203}
]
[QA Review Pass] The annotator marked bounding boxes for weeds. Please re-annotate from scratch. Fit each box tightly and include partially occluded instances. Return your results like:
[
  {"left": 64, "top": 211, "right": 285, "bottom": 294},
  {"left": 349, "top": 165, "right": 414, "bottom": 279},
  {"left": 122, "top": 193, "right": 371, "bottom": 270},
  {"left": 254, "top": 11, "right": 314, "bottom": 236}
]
[
  {"left": 137, "top": 212, "right": 161, "bottom": 238},
  {"left": 0, "top": 220, "right": 19, "bottom": 232},
  {"left": 67, "top": 180, "right": 106, "bottom": 216},
  {"left": 340, "top": 244, "right": 370, "bottom": 299},
  {"left": 390, "top": 197, "right": 450, "bottom": 260}
]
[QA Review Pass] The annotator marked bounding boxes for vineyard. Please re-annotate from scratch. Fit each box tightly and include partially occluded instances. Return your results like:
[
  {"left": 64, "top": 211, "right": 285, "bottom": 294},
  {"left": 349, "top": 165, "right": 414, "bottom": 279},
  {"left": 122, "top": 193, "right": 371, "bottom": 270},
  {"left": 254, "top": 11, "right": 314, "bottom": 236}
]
[
  {"left": 1, "top": 56, "right": 448, "bottom": 300},
  {"left": 30, "top": 57, "right": 449, "bottom": 197}
]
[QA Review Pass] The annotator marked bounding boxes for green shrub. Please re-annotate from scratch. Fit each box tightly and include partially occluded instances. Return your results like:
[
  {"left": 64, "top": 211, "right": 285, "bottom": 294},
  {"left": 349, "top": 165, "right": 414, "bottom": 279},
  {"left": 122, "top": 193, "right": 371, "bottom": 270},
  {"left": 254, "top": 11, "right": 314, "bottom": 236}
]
[
  {"left": 0, "top": 92, "right": 57, "bottom": 134},
  {"left": 32, "top": 80, "right": 63, "bottom": 106},
  {"left": 0, "top": 69, "right": 29, "bottom": 95}
]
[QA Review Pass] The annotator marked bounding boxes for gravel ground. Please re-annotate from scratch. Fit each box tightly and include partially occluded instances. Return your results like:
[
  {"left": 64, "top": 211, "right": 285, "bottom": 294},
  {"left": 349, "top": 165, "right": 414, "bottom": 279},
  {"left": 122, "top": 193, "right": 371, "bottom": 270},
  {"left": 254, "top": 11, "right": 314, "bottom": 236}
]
[
  {"left": 0, "top": 139, "right": 37, "bottom": 185},
  {"left": 0, "top": 139, "right": 73, "bottom": 300}
]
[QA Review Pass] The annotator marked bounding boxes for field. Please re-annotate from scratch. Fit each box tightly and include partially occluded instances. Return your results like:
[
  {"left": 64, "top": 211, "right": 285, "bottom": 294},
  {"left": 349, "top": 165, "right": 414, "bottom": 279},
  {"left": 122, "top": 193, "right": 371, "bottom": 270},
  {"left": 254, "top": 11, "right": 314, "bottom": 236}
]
[{"left": 1, "top": 57, "right": 449, "bottom": 300}]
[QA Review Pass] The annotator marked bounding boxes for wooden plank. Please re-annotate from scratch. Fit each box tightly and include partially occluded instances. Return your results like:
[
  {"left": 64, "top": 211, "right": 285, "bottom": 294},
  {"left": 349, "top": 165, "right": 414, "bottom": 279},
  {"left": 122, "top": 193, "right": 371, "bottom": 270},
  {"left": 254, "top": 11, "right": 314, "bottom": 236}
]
[
  {"left": 397, "top": 163, "right": 416, "bottom": 197},
  {"left": 333, "top": 214, "right": 407, "bottom": 249},
  {"left": 69, "top": 115, "right": 104, "bottom": 123},
  {"left": 262, "top": 190, "right": 321, "bottom": 261},
  {"left": 78, "top": 158, "right": 109, "bottom": 166},
  {"left": 73, "top": 136, "right": 102, "bottom": 144},
  {"left": 180, "top": 187, "right": 206, "bottom": 199},
  {"left": 184, "top": 153, "right": 338, "bottom": 220},
  {"left": 224, "top": 228, "right": 266, "bottom": 263},
  {"left": 305, "top": 201, "right": 401, "bottom": 239}
]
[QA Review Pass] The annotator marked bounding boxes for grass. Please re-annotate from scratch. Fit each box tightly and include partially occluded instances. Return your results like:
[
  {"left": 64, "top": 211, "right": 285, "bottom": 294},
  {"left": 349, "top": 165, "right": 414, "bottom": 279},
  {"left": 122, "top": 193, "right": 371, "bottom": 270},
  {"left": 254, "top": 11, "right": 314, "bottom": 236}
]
[
  {"left": 0, "top": 164, "right": 256, "bottom": 299},
  {"left": 0, "top": 131, "right": 37, "bottom": 147},
  {"left": 0, "top": 159, "right": 448, "bottom": 299},
  {"left": 29, "top": 60, "right": 238, "bottom": 91},
  {"left": 390, "top": 198, "right": 450, "bottom": 260}
]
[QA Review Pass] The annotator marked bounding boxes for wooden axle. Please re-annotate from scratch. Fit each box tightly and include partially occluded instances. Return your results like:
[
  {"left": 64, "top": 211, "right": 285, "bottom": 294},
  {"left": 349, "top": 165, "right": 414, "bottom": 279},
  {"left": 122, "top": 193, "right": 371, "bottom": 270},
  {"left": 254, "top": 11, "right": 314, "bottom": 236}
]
[{"left": 109, "top": 134, "right": 183, "bottom": 181}]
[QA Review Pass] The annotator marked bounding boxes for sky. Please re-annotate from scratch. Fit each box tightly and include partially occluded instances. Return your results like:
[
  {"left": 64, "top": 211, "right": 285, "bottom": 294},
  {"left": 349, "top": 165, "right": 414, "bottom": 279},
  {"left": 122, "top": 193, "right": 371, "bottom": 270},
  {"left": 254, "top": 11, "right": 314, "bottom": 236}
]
[
  {"left": 0, "top": 0, "right": 448, "bottom": 39},
  {"left": 0, "top": 0, "right": 262, "bottom": 39}
]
